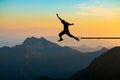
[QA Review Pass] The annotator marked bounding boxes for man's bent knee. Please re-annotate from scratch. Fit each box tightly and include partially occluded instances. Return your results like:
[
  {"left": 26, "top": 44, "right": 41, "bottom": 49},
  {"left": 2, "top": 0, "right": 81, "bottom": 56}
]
[
  {"left": 59, "top": 33, "right": 62, "bottom": 36},
  {"left": 59, "top": 33, "right": 63, "bottom": 37},
  {"left": 59, "top": 32, "right": 64, "bottom": 36}
]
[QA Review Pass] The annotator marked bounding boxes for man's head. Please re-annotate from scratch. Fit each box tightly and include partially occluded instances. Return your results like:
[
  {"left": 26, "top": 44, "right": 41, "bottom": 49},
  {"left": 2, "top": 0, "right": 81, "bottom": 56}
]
[{"left": 62, "top": 20, "right": 65, "bottom": 23}]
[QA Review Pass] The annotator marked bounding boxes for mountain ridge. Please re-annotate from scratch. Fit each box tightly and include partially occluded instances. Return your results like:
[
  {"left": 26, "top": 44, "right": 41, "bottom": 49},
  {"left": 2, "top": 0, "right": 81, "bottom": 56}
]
[
  {"left": 71, "top": 45, "right": 105, "bottom": 53},
  {"left": 69, "top": 46, "right": 120, "bottom": 80},
  {"left": 0, "top": 36, "right": 108, "bottom": 80}
]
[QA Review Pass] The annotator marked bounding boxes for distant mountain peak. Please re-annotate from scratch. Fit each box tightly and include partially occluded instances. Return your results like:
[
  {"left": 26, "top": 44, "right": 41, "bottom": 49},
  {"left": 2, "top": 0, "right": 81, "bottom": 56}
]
[
  {"left": 22, "top": 36, "right": 47, "bottom": 46},
  {"left": 21, "top": 36, "right": 60, "bottom": 48},
  {"left": 40, "top": 37, "right": 45, "bottom": 39},
  {"left": 39, "top": 37, "right": 48, "bottom": 42},
  {"left": 22, "top": 37, "right": 39, "bottom": 46},
  {"left": 30, "top": 36, "right": 38, "bottom": 39},
  {"left": 100, "top": 47, "right": 108, "bottom": 51}
]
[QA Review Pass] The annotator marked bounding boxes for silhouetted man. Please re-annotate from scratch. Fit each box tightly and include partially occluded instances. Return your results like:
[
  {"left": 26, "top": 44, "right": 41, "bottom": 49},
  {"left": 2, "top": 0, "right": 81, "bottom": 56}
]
[{"left": 56, "top": 14, "right": 79, "bottom": 42}]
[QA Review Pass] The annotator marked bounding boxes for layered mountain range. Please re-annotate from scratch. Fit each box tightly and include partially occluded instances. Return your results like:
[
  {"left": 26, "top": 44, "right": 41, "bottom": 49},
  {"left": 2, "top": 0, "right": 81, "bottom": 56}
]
[{"left": 0, "top": 37, "right": 107, "bottom": 80}]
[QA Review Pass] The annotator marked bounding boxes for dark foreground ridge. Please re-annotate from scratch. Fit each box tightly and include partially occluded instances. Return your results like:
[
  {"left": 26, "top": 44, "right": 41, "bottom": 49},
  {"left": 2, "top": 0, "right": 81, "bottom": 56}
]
[{"left": 70, "top": 46, "right": 120, "bottom": 80}]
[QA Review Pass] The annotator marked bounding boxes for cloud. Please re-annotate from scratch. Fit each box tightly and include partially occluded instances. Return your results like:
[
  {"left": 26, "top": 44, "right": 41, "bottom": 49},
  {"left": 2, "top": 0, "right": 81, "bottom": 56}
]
[{"left": 74, "top": 3, "right": 120, "bottom": 17}]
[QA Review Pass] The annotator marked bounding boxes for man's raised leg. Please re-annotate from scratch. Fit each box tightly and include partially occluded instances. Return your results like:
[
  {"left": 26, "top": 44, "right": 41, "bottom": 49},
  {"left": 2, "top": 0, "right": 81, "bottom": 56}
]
[
  {"left": 58, "top": 31, "right": 64, "bottom": 42},
  {"left": 67, "top": 33, "right": 79, "bottom": 41}
]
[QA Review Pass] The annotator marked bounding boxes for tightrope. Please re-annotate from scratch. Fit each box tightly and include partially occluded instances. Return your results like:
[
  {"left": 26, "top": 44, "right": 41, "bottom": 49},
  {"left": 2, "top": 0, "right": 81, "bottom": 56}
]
[{"left": 79, "top": 37, "right": 120, "bottom": 39}]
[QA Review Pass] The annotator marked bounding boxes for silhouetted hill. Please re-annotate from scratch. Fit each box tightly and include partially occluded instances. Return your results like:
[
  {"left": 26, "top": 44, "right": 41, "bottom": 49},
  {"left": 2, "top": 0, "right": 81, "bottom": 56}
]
[
  {"left": 70, "top": 46, "right": 120, "bottom": 80},
  {"left": 22, "top": 37, "right": 60, "bottom": 48},
  {"left": 0, "top": 37, "right": 107, "bottom": 80},
  {"left": 71, "top": 45, "right": 104, "bottom": 53}
]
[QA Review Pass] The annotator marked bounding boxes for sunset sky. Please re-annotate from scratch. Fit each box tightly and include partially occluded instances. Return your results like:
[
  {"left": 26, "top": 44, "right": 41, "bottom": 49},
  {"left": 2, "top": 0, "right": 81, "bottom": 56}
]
[{"left": 0, "top": 0, "right": 120, "bottom": 47}]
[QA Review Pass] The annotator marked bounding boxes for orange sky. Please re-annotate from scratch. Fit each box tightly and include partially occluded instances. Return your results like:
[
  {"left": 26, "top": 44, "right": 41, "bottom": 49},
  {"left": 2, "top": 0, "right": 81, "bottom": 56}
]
[{"left": 0, "top": 0, "right": 120, "bottom": 47}]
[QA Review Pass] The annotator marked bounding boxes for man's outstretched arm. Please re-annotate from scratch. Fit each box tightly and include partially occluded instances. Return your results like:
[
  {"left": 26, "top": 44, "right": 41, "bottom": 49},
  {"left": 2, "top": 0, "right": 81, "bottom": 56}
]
[
  {"left": 56, "top": 14, "right": 63, "bottom": 21},
  {"left": 69, "top": 23, "right": 74, "bottom": 25}
]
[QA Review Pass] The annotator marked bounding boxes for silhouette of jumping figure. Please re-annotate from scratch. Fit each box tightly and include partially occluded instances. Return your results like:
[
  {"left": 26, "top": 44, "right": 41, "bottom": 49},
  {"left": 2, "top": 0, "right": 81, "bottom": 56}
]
[{"left": 56, "top": 14, "right": 79, "bottom": 42}]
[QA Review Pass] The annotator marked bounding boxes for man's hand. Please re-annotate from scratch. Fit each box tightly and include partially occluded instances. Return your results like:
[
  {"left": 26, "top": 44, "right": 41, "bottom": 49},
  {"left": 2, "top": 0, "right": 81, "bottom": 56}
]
[
  {"left": 56, "top": 13, "right": 63, "bottom": 21},
  {"left": 72, "top": 23, "right": 74, "bottom": 25},
  {"left": 69, "top": 23, "right": 74, "bottom": 25},
  {"left": 56, "top": 13, "right": 58, "bottom": 16}
]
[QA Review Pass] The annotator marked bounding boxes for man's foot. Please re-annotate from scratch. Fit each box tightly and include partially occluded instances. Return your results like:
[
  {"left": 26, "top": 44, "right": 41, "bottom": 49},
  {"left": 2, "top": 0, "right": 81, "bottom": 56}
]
[
  {"left": 75, "top": 37, "right": 79, "bottom": 41},
  {"left": 58, "top": 39, "right": 63, "bottom": 42}
]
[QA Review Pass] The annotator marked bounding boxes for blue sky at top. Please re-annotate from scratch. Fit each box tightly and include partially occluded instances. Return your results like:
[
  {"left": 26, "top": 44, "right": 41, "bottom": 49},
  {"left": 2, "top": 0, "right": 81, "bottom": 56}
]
[{"left": 1, "top": 0, "right": 120, "bottom": 16}]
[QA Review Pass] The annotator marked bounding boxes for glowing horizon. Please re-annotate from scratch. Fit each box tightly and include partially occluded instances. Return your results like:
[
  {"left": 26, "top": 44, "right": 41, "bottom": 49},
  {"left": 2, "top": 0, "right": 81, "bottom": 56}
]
[{"left": 0, "top": 0, "right": 120, "bottom": 47}]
